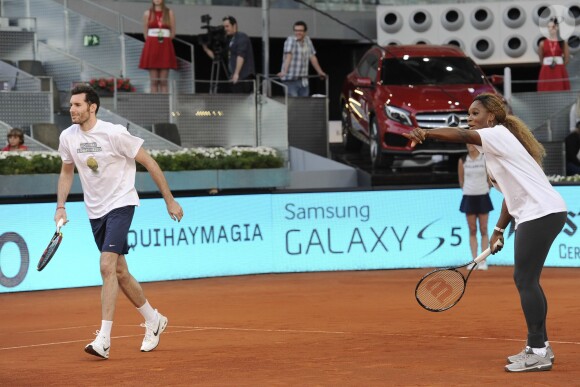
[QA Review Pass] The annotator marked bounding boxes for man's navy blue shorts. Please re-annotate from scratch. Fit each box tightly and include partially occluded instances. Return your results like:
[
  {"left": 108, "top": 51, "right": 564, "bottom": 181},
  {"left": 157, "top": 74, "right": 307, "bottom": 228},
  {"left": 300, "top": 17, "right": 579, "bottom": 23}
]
[{"left": 89, "top": 205, "right": 135, "bottom": 255}]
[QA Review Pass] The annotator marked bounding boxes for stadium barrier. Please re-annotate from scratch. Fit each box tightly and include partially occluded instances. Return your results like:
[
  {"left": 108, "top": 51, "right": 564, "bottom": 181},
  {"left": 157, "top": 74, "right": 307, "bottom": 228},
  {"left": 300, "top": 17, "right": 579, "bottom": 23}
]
[{"left": 1, "top": 185, "right": 579, "bottom": 293}]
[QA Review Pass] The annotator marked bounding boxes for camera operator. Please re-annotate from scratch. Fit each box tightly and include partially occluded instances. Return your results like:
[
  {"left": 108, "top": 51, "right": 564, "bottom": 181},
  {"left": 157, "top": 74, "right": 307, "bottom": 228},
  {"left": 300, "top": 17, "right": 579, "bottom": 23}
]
[{"left": 202, "top": 16, "right": 255, "bottom": 93}]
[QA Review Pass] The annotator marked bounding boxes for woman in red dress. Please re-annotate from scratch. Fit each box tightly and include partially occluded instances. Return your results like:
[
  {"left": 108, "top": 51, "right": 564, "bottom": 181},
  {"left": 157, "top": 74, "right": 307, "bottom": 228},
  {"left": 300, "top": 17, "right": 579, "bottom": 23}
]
[
  {"left": 139, "top": 0, "right": 177, "bottom": 93},
  {"left": 537, "top": 18, "right": 570, "bottom": 92}
]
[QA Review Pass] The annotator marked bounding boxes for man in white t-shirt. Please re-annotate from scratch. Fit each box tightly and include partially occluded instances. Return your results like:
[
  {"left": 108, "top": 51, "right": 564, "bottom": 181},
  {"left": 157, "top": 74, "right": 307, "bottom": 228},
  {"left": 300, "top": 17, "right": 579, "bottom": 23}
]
[
  {"left": 403, "top": 93, "right": 567, "bottom": 373},
  {"left": 56, "top": 84, "right": 184, "bottom": 359}
]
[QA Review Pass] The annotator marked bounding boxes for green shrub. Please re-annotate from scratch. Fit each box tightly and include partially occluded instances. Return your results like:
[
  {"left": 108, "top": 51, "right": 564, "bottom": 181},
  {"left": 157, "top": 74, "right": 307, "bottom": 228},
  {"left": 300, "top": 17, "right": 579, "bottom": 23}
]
[{"left": 0, "top": 147, "right": 285, "bottom": 175}]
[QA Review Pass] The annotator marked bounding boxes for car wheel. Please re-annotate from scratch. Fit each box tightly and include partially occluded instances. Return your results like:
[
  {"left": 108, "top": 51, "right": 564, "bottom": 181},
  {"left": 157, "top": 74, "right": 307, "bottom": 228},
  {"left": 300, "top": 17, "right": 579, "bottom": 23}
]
[
  {"left": 369, "top": 118, "right": 385, "bottom": 168},
  {"left": 369, "top": 119, "right": 394, "bottom": 169},
  {"left": 341, "top": 102, "right": 362, "bottom": 152}
]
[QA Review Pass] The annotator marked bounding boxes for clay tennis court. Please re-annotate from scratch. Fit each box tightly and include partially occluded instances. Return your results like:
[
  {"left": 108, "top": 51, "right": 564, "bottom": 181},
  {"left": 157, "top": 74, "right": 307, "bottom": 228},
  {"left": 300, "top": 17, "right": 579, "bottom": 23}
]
[{"left": 1, "top": 266, "right": 579, "bottom": 385}]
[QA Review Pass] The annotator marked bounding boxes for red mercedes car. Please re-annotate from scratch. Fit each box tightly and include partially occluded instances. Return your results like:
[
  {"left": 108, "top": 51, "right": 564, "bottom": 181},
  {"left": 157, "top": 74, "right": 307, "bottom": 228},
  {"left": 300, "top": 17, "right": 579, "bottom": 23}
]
[{"left": 340, "top": 44, "right": 504, "bottom": 168}]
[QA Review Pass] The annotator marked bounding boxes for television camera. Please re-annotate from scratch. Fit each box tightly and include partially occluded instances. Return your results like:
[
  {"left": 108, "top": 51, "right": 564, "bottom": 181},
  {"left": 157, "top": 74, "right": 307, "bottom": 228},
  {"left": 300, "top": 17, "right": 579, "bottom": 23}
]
[{"left": 197, "top": 14, "right": 228, "bottom": 59}]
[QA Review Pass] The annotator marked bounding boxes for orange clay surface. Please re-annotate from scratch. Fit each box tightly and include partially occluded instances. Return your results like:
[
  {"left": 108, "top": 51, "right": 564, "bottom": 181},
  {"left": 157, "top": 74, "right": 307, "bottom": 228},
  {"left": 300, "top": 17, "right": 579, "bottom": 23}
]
[{"left": 1, "top": 267, "right": 580, "bottom": 386}]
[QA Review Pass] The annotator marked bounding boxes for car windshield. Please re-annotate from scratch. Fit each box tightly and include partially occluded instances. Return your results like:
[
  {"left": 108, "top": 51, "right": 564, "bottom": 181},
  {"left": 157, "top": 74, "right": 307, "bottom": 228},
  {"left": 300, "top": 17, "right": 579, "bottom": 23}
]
[{"left": 381, "top": 57, "right": 486, "bottom": 85}]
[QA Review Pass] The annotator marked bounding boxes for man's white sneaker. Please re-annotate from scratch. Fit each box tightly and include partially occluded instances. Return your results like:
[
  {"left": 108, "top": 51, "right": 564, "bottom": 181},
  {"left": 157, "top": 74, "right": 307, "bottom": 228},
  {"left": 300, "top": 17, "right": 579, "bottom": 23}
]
[
  {"left": 140, "top": 311, "right": 168, "bottom": 352},
  {"left": 477, "top": 260, "right": 488, "bottom": 270},
  {"left": 84, "top": 331, "right": 110, "bottom": 359}
]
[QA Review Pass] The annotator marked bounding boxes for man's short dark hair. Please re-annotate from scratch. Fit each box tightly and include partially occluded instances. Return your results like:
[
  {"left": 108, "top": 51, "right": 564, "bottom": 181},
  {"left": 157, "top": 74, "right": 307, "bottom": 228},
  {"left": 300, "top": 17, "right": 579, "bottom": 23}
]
[
  {"left": 71, "top": 84, "right": 100, "bottom": 114},
  {"left": 294, "top": 21, "right": 307, "bottom": 31},
  {"left": 223, "top": 16, "right": 237, "bottom": 26}
]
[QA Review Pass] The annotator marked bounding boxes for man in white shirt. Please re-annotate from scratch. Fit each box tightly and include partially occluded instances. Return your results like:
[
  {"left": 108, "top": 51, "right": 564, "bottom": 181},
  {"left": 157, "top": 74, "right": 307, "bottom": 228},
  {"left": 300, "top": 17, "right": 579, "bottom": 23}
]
[{"left": 56, "top": 84, "right": 184, "bottom": 359}]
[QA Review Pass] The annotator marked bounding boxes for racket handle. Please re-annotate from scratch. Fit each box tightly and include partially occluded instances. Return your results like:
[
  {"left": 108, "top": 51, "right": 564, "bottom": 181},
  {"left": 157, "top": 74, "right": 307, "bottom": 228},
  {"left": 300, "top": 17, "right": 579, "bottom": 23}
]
[
  {"left": 56, "top": 218, "right": 64, "bottom": 231},
  {"left": 473, "top": 240, "right": 503, "bottom": 264}
]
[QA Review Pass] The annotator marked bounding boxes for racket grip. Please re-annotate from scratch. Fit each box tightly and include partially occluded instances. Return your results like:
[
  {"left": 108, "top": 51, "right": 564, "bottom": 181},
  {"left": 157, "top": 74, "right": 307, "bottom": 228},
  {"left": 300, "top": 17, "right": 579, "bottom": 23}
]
[
  {"left": 473, "top": 240, "right": 503, "bottom": 264},
  {"left": 56, "top": 218, "right": 64, "bottom": 231}
]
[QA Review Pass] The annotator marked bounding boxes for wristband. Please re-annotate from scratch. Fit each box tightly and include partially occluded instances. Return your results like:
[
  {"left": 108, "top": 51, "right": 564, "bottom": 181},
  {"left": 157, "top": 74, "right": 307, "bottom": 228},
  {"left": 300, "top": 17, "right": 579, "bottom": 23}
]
[{"left": 494, "top": 226, "right": 504, "bottom": 233}]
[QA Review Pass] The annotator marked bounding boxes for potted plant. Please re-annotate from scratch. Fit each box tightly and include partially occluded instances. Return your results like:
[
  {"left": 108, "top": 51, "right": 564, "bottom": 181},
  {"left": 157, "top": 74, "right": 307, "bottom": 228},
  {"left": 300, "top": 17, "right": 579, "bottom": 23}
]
[
  {"left": 0, "top": 147, "right": 289, "bottom": 195},
  {"left": 88, "top": 78, "right": 136, "bottom": 95}
]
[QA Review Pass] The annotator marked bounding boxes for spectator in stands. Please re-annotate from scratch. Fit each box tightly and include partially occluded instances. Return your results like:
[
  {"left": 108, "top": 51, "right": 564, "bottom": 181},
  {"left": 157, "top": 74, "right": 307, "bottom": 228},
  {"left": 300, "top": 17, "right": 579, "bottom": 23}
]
[
  {"left": 537, "top": 18, "right": 570, "bottom": 92},
  {"left": 2, "top": 128, "right": 28, "bottom": 151},
  {"left": 403, "top": 92, "right": 567, "bottom": 373},
  {"left": 202, "top": 16, "right": 255, "bottom": 93},
  {"left": 277, "top": 21, "right": 326, "bottom": 97},
  {"left": 139, "top": 0, "right": 177, "bottom": 93},
  {"left": 56, "top": 84, "right": 183, "bottom": 359},
  {"left": 458, "top": 144, "right": 493, "bottom": 270},
  {"left": 565, "top": 120, "right": 580, "bottom": 176}
]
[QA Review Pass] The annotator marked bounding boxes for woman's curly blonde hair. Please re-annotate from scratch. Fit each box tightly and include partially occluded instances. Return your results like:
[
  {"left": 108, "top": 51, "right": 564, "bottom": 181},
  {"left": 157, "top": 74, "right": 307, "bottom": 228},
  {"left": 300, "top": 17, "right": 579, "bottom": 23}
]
[{"left": 474, "top": 93, "right": 545, "bottom": 166}]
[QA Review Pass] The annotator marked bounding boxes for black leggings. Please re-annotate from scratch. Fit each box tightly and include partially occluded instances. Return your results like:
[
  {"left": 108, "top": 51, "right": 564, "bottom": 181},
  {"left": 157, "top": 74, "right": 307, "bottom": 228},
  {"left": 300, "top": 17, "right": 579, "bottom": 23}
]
[{"left": 513, "top": 212, "right": 567, "bottom": 348}]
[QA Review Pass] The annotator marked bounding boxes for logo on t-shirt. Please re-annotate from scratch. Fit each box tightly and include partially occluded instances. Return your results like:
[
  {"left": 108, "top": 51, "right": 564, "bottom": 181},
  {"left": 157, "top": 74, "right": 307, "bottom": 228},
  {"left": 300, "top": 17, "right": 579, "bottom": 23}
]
[
  {"left": 87, "top": 156, "right": 99, "bottom": 172},
  {"left": 77, "top": 142, "right": 102, "bottom": 153}
]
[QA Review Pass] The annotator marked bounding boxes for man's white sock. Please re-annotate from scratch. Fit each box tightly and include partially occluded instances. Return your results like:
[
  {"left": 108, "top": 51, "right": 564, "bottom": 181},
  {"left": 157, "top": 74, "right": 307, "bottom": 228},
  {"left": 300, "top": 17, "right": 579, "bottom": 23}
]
[
  {"left": 532, "top": 347, "right": 547, "bottom": 357},
  {"left": 100, "top": 320, "right": 113, "bottom": 339},
  {"left": 137, "top": 300, "right": 158, "bottom": 323}
]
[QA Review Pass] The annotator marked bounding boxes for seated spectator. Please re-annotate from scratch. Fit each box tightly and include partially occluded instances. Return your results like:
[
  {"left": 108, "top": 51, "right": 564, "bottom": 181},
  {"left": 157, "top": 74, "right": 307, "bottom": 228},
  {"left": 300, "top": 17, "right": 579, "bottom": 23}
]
[
  {"left": 565, "top": 121, "right": 580, "bottom": 176},
  {"left": 2, "top": 128, "right": 28, "bottom": 151}
]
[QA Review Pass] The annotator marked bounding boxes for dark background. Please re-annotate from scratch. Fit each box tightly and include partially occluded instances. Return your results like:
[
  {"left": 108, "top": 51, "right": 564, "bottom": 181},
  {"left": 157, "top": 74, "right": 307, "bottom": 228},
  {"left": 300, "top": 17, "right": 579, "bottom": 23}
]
[{"left": 143, "top": 34, "right": 543, "bottom": 121}]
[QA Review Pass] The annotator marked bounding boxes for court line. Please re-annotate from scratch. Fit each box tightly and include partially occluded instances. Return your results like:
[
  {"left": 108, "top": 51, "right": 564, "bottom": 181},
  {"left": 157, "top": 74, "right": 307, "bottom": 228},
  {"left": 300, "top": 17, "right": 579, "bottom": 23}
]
[
  {"left": 2, "top": 325, "right": 580, "bottom": 351},
  {"left": 0, "top": 328, "right": 205, "bottom": 351}
]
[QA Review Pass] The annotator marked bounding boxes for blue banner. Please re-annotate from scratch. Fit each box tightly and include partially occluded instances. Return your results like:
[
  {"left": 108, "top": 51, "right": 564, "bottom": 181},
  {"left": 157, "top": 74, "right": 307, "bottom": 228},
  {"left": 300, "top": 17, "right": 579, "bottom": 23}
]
[{"left": 1, "top": 186, "right": 578, "bottom": 293}]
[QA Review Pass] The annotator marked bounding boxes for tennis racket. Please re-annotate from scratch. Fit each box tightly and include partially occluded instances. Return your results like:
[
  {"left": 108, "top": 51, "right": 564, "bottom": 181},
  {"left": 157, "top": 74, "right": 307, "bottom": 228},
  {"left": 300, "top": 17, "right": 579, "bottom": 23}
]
[
  {"left": 37, "top": 218, "right": 64, "bottom": 271},
  {"left": 415, "top": 241, "right": 501, "bottom": 312}
]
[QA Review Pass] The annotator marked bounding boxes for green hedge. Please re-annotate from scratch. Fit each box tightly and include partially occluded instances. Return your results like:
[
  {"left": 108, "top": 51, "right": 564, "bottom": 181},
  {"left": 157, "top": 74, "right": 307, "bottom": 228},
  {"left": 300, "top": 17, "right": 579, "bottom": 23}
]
[{"left": 0, "top": 147, "right": 285, "bottom": 175}]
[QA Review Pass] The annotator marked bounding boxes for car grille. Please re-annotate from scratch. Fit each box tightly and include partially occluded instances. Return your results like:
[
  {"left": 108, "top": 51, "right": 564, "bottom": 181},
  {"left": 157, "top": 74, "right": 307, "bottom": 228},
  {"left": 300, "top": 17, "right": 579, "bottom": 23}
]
[{"left": 416, "top": 112, "right": 468, "bottom": 129}]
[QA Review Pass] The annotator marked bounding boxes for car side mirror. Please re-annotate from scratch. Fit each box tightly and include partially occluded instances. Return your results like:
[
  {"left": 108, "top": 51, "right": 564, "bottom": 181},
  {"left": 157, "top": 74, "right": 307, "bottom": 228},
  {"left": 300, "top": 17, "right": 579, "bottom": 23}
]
[
  {"left": 354, "top": 77, "right": 373, "bottom": 88},
  {"left": 487, "top": 75, "right": 503, "bottom": 85}
]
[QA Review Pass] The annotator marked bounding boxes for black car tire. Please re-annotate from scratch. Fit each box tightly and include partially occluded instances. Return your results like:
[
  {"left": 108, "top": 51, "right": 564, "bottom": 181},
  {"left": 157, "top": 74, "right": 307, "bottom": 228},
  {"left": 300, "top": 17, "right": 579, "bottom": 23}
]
[
  {"left": 341, "top": 103, "right": 362, "bottom": 152},
  {"left": 370, "top": 118, "right": 392, "bottom": 169}
]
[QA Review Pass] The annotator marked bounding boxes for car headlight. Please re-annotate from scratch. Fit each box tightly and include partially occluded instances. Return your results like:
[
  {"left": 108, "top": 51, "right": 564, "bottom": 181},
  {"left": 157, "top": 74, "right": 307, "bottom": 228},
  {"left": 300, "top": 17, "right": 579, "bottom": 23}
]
[{"left": 384, "top": 105, "right": 413, "bottom": 127}]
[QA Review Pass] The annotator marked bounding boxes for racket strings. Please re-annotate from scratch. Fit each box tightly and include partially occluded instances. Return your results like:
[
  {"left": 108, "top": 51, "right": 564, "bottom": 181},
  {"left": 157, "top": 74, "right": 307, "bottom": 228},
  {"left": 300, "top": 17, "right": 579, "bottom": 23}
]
[
  {"left": 415, "top": 269, "right": 466, "bottom": 311},
  {"left": 38, "top": 235, "right": 62, "bottom": 270},
  {"left": 45, "top": 236, "right": 61, "bottom": 255}
]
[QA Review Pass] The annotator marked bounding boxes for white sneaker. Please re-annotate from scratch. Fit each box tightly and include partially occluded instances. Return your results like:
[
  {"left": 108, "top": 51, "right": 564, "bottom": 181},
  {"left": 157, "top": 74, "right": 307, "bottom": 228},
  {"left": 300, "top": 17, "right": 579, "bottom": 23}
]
[
  {"left": 478, "top": 260, "right": 488, "bottom": 270},
  {"left": 84, "top": 330, "right": 110, "bottom": 359},
  {"left": 505, "top": 347, "right": 552, "bottom": 372},
  {"left": 140, "top": 311, "right": 168, "bottom": 352},
  {"left": 507, "top": 345, "right": 554, "bottom": 364},
  {"left": 466, "top": 262, "right": 476, "bottom": 270}
]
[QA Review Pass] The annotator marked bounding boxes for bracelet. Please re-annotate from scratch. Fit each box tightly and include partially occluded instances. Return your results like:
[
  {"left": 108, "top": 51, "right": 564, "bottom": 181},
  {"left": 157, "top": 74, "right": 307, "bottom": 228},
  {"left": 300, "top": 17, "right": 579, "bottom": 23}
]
[
  {"left": 494, "top": 226, "right": 504, "bottom": 233},
  {"left": 56, "top": 206, "right": 65, "bottom": 210}
]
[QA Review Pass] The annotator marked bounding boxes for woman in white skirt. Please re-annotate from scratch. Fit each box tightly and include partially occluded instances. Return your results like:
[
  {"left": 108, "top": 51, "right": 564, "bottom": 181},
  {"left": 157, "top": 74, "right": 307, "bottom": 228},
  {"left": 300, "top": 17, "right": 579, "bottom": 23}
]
[{"left": 458, "top": 143, "right": 493, "bottom": 270}]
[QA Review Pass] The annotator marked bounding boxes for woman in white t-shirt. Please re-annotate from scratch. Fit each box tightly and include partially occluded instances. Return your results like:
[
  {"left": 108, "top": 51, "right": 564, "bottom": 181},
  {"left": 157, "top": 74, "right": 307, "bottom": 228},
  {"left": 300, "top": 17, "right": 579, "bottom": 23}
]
[
  {"left": 404, "top": 93, "right": 567, "bottom": 373},
  {"left": 458, "top": 143, "right": 493, "bottom": 270}
]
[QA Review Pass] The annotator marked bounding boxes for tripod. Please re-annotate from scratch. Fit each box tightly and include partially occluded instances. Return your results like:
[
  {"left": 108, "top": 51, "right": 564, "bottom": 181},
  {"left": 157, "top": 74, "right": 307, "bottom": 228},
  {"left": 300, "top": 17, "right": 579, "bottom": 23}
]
[{"left": 209, "top": 54, "right": 229, "bottom": 94}]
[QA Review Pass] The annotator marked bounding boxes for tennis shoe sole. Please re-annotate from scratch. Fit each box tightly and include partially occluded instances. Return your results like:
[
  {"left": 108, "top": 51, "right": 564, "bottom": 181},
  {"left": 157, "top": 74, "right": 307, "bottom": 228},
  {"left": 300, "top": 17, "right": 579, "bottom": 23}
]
[{"left": 84, "top": 335, "right": 110, "bottom": 359}]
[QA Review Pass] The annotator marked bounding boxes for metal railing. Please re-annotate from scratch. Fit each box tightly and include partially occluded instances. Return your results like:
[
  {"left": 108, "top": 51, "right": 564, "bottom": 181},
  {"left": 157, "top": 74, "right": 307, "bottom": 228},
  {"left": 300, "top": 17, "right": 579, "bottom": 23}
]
[
  {"left": 0, "top": 120, "right": 53, "bottom": 151},
  {"left": 2, "top": 0, "right": 196, "bottom": 93}
]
